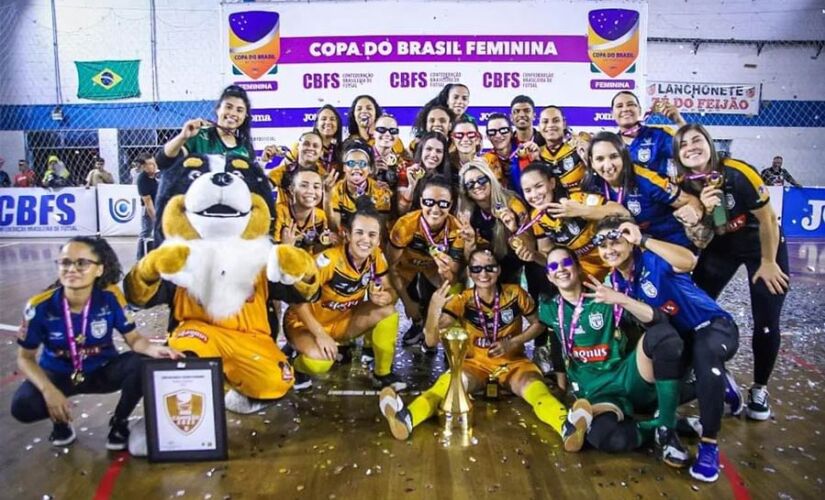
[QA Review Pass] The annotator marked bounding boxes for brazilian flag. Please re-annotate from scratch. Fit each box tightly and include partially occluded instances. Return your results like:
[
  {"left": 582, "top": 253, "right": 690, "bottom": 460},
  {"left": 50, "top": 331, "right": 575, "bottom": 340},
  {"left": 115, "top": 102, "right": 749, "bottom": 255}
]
[{"left": 75, "top": 60, "right": 140, "bottom": 100}]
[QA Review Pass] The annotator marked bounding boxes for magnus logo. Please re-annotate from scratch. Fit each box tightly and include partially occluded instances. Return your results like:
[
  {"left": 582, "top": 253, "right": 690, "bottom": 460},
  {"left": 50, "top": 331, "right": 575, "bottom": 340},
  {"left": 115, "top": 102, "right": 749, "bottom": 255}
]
[
  {"left": 229, "top": 11, "right": 281, "bottom": 80},
  {"left": 0, "top": 193, "right": 76, "bottom": 226},
  {"left": 108, "top": 198, "right": 137, "bottom": 223}
]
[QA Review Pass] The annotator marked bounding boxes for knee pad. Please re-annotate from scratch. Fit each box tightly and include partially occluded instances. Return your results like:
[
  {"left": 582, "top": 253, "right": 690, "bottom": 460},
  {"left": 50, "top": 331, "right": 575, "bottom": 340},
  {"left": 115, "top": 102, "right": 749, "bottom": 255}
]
[{"left": 644, "top": 336, "right": 684, "bottom": 381}]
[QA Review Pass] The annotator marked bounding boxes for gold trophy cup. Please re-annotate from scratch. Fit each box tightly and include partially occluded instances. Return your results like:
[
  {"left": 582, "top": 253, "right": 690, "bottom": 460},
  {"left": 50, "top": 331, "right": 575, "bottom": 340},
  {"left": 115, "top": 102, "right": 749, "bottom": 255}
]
[{"left": 438, "top": 327, "right": 475, "bottom": 447}]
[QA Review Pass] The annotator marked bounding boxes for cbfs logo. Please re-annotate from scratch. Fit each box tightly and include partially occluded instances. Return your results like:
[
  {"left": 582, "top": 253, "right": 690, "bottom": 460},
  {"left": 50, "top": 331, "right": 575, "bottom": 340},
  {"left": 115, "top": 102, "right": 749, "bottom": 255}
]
[
  {"left": 0, "top": 193, "right": 75, "bottom": 226},
  {"left": 587, "top": 9, "right": 640, "bottom": 78},
  {"left": 109, "top": 198, "right": 137, "bottom": 223},
  {"left": 229, "top": 11, "right": 281, "bottom": 80}
]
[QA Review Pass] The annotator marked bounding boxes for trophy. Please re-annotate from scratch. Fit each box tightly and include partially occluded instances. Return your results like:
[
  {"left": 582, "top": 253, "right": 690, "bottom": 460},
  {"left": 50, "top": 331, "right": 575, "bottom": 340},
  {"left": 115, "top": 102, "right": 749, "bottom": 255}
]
[
  {"left": 439, "top": 327, "right": 475, "bottom": 447},
  {"left": 706, "top": 171, "right": 728, "bottom": 234}
]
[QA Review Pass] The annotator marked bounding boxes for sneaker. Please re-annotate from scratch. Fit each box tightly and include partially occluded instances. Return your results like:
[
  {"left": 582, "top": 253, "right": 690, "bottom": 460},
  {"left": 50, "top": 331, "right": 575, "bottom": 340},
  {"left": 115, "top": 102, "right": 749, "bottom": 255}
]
[
  {"left": 690, "top": 441, "right": 720, "bottom": 482},
  {"left": 128, "top": 418, "right": 147, "bottom": 457},
  {"left": 379, "top": 387, "right": 413, "bottom": 440},
  {"left": 655, "top": 426, "right": 690, "bottom": 468},
  {"left": 723, "top": 370, "right": 744, "bottom": 417},
  {"left": 402, "top": 322, "right": 424, "bottom": 346},
  {"left": 745, "top": 385, "right": 771, "bottom": 421},
  {"left": 336, "top": 344, "right": 353, "bottom": 364},
  {"left": 371, "top": 372, "right": 408, "bottom": 392},
  {"left": 532, "top": 345, "right": 553, "bottom": 375},
  {"left": 50, "top": 422, "right": 76, "bottom": 447},
  {"left": 360, "top": 346, "right": 375, "bottom": 366},
  {"left": 293, "top": 371, "right": 313, "bottom": 392},
  {"left": 106, "top": 417, "right": 130, "bottom": 451},
  {"left": 676, "top": 415, "right": 703, "bottom": 438},
  {"left": 562, "top": 399, "right": 592, "bottom": 452},
  {"left": 224, "top": 388, "right": 274, "bottom": 415}
]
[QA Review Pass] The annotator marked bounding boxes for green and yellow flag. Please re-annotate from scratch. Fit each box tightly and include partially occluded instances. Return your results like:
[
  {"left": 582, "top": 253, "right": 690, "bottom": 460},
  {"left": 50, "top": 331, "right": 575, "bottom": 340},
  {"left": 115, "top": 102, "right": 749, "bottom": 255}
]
[{"left": 75, "top": 60, "right": 140, "bottom": 100}]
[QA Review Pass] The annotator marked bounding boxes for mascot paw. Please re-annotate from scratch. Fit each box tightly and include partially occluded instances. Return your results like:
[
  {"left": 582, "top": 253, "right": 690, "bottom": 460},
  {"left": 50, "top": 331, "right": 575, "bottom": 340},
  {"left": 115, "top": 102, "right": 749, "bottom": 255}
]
[
  {"left": 267, "top": 245, "right": 320, "bottom": 300},
  {"left": 146, "top": 244, "right": 190, "bottom": 277}
]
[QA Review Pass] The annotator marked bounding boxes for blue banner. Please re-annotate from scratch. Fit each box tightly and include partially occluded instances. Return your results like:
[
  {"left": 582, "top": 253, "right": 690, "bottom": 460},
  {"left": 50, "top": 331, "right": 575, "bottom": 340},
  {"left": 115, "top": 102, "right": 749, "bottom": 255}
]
[{"left": 781, "top": 186, "right": 825, "bottom": 239}]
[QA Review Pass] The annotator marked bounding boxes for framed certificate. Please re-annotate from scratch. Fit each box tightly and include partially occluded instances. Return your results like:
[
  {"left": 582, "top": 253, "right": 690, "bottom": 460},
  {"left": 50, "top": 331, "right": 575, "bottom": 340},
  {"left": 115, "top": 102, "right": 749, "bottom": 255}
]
[{"left": 143, "top": 357, "right": 228, "bottom": 462}]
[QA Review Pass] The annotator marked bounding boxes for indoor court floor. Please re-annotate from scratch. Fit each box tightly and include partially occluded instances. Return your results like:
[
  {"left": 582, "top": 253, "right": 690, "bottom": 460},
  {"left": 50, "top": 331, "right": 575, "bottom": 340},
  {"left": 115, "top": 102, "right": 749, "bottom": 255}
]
[{"left": 0, "top": 237, "right": 823, "bottom": 500}]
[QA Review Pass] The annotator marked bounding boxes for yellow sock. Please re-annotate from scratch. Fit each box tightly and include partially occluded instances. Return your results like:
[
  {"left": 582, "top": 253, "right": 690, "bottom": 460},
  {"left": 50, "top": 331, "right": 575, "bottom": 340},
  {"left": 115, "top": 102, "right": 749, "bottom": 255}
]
[
  {"left": 294, "top": 354, "right": 334, "bottom": 375},
  {"left": 370, "top": 312, "right": 399, "bottom": 376},
  {"left": 522, "top": 379, "right": 568, "bottom": 436},
  {"left": 407, "top": 372, "right": 451, "bottom": 427}
]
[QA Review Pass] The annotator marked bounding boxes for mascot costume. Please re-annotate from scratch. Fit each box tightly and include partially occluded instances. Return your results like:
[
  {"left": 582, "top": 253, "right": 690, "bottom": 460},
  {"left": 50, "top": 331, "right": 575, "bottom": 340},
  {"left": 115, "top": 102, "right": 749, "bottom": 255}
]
[{"left": 124, "top": 153, "right": 319, "bottom": 415}]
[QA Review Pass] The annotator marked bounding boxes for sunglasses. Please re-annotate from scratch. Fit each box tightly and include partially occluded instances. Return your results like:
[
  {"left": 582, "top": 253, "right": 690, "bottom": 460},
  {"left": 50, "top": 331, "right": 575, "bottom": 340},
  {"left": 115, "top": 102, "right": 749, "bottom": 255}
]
[
  {"left": 486, "top": 127, "right": 511, "bottom": 137},
  {"left": 546, "top": 257, "right": 575, "bottom": 272},
  {"left": 344, "top": 159, "right": 369, "bottom": 169},
  {"left": 421, "top": 198, "right": 452, "bottom": 209},
  {"left": 469, "top": 264, "right": 499, "bottom": 274},
  {"left": 451, "top": 131, "right": 480, "bottom": 141},
  {"left": 592, "top": 229, "right": 625, "bottom": 248},
  {"left": 375, "top": 126, "right": 399, "bottom": 136},
  {"left": 56, "top": 258, "right": 100, "bottom": 271},
  {"left": 463, "top": 176, "right": 490, "bottom": 191}
]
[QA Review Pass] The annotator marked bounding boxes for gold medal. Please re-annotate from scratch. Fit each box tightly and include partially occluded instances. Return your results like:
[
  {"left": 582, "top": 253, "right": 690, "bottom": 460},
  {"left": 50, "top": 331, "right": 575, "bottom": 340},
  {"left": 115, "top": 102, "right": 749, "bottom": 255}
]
[
  {"left": 75, "top": 335, "right": 85, "bottom": 345},
  {"left": 386, "top": 153, "right": 398, "bottom": 167},
  {"left": 410, "top": 167, "right": 426, "bottom": 181},
  {"left": 319, "top": 230, "right": 332, "bottom": 246},
  {"left": 508, "top": 235, "right": 524, "bottom": 251},
  {"left": 71, "top": 371, "right": 85, "bottom": 385}
]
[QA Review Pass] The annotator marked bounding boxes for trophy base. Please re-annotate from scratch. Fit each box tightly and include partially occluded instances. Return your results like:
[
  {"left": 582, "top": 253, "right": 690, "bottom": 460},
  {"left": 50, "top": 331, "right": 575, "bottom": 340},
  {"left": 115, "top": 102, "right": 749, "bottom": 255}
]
[{"left": 438, "top": 411, "right": 476, "bottom": 448}]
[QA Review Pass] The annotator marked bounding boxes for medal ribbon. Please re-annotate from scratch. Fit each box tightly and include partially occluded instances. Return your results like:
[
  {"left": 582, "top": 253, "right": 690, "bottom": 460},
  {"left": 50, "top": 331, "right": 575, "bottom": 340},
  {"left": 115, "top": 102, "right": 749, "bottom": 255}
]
[
  {"left": 420, "top": 216, "right": 448, "bottom": 252},
  {"left": 473, "top": 288, "right": 501, "bottom": 343},
  {"left": 609, "top": 271, "right": 631, "bottom": 329},
  {"left": 514, "top": 208, "right": 546, "bottom": 236},
  {"left": 62, "top": 294, "right": 91, "bottom": 378},
  {"left": 603, "top": 180, "right": 624, "bottom": 205},
  {"left": 619, "top": 122, "right": 643, "bottom": 138},
  {"left": 558, "top": 294, "right": 584, "bottom": 360},
  {"left": 288, "top": 203, "right": 317, "bottom": 239}
]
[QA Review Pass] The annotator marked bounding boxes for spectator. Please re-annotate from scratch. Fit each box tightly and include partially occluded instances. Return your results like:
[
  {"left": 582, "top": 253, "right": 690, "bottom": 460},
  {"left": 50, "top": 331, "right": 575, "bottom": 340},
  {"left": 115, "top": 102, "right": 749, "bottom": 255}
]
[
  {"left": 85, "top": 157, "right": 114, "bottom": 187},
  {"left": 0, "top": 157, "right": 10, "bottom": 187},
  {"left": 129, "top": 159, "right": 143, "bottom": 184},
  {"left": 42, "top": 156, "right": 72, "bottom": 188},
  {"left": 13, "top": 160, "right": 36, "bottom": 187},
  {"left": 136, "top": 154, "right": 159, "bottom": 258},
  {"left": 760, "top": 155, "right": 801, "bottom": 187}
]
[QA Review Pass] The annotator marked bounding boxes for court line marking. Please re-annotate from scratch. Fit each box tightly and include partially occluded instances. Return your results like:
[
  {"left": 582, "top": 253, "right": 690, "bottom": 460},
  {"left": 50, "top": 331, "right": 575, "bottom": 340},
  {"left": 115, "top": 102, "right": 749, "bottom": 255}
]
[
  {"left": 328, "top": 390, "right": 422, "bottom": 396},
  {"left": 93, "top": 452, "right": 130, "bottom": 500},
  {"left": 720, "top": 451, "right": 753, "bottom": 500},
  {"left": 0, "top": 242, "right": 19, "bottom": 248}
]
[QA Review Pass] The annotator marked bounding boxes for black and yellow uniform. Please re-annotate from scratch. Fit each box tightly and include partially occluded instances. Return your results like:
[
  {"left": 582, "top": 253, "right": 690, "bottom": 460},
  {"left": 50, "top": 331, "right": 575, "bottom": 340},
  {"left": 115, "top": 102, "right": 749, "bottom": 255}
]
[
  {"left": 539, "top": 142, "right": 586, "bottom": 193},
  {"left": 479, "top": 151, "right": 509, "bottom": 185},
  {"left": 389, "top": 210, "right": 464, "bottom": 282},
  {"left": 469, "top": 197, "right": 528, "bottom": 283},
  {"left": 284, "top": 245, "right": 388, "bottom": 340},
  {"left": 329, "top": 178, "right": 392, "bottom": 228},
  {"left": 443, "top": 284, "right": 543, "bottom": 383},
  {"left": 268, "top": 162, "right": 327, "bottom": 191},
  {"left": 689, "top": 157, "right": 789, "bottom": 387},
  {"left": 272, "top": 203, "right": 329, "bottom": 251},
  {"left": 531, "top": 191, "right": 610, "bottom": 280}
]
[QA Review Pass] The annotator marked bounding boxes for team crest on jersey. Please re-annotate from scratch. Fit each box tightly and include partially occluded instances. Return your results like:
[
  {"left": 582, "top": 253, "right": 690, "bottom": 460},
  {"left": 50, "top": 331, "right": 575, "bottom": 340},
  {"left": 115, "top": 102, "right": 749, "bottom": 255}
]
[
  {"left": 726, "top": 193, "right": 736, "bottom": 210},
  {"left": 24, "top": 304, "right": 35, "bottom": 321},
  {"left": 164, "top": 390, "right": 204, "bottom": 435},
  {"left": 90, "top": 319, "right": 108, "bottom": 339},
  {"left": 641, "top": 280, "right": 658, "bottom": 298},
  {"left": 315, "top": 253, "right": 331, "bottom": 267},
  {"left": 588, "top": 312, "right": 604, "bottom": 330},
  {"left": 638, "top": 147, "right": 651, "bottom": 163},
  {"left": 627, "top": 199, "right": 642, "bottom": 216},
  {"left": 563, "top": 156, "right": 575, "bottom": 171},
  {"left": 568, "top": 221, "right": 581, "bottom": 235},
  {"left": 361, "top": 273, "right": 371, "bottom": 286},
  {"left": 501, "top": 308, "right": 514, "bottom": 324}
]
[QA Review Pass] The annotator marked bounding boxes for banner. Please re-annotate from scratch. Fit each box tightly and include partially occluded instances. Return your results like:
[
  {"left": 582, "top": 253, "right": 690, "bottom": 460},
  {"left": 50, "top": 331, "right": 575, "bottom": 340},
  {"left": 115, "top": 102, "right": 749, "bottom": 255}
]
[
  {"left": 0, "top": 187, "right": 98, "bottom": 238},
  {"left": 222, "top": 0, "right": 648, "bottom": 133},
  {"left": 647, "top": 81, "right": 761, "bottom": 115},
  {"left": 781, "top": 186, "right": 825, "bottom": 239},
  {"left": 75, "top": 60, "right": 141, "bottom": 100},
  {"left": 97, "top": 184, "right": 142, "bottom": 237}
]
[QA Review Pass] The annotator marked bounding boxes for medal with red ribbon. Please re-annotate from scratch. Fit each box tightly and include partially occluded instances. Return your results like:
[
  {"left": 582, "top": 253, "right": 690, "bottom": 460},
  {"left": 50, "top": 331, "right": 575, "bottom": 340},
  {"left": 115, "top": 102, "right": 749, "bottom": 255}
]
[
  {"left": 62, "top": 294, "right": 91, "bottom": 385},
  {"left": 420, "top": 216, "right": 449, "bottom": 255},
  {"left": 474, "top": 288, "right": 501, "bottom": 345}
]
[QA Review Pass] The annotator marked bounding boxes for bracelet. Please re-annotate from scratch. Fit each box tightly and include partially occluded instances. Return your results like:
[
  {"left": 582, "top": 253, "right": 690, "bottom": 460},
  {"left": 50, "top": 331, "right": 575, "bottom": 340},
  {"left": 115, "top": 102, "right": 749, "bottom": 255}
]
[{"left": 639, "top": 234, "right": 650, "bottom": 249}]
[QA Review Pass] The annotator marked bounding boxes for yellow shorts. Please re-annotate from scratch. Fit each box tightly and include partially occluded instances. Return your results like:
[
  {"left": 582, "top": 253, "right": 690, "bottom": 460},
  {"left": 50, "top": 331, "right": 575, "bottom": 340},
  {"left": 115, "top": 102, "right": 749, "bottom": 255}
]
[
  {"left": 169, "top": 320, "right": 293, "bottom": 399},
  {"left": 283, "top": 308, "right": 353, "bottom": 342},
  {"left": 463, "top": 356, "right": 542, "bottom": 386}
]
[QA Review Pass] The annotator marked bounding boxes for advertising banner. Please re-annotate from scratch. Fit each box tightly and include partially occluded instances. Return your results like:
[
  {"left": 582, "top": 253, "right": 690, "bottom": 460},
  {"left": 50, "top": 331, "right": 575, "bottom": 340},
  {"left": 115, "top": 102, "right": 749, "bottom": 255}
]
[
  {"left": 97, "top": 184, "right": 142, "bottom": 237},
  {"left": 0, "top": 187, "right": 98, "bottom": 238},
  {"left": 781, "top": 186, "right": 825, "bottom": 239},
  {"left": 647, "top": 81, "right": 761, "bottom": 115},
  {"left": 221, "top": 0, "right": 649, "bottom": 139}
]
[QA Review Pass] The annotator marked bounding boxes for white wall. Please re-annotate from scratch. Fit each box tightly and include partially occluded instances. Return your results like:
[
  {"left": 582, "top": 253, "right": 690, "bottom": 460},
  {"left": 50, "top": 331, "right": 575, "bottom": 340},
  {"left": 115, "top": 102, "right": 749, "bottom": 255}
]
[{"left": 0, "top": 132, "right": 27, "bottom": 165}]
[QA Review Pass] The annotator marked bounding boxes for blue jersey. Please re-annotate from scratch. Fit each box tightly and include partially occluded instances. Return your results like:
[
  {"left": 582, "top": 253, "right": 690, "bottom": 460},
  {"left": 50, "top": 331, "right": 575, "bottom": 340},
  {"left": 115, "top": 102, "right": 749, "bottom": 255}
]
[
  {"left": 18, "top": 286, "right": 136, "bottom": 374},
  {"left": 602, "top": 166, "right": 690, "bottom": 247},
  {"left": 613, "top": 250, "right": 730, "bottom": 334},
  {"left": 625, "top": 125, "right": 675, "bottom": 179}
]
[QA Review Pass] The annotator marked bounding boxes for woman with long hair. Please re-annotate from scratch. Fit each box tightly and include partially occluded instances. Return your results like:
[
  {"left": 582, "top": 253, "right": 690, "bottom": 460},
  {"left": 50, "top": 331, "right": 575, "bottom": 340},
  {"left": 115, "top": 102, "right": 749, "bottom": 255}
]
[
  {"left": 324, "top": 139, "right": 392, "bottom": 231},
  {"left": 11, "top": 237, "right": 181, "bottom": 450},
  {"left": 537, "top": 106, "right": 586, "bottom": 192},
  {"left": 409, "top": 103, "right": 455, "bottom": 153},
  {"left": 314, "top": 104, "right": 344, "bottom": 172},
  {"left": 398, "top": 131, "right": 453, "bottom": 215},
  {"left": 672, "top": 123, "right": 789, "bottom": 422},
  {"left": 450, "top": 116, "right": 483, "bottom": 170},
  {"left": 582, "top": 131, "right": 706, "bottom": 249}
]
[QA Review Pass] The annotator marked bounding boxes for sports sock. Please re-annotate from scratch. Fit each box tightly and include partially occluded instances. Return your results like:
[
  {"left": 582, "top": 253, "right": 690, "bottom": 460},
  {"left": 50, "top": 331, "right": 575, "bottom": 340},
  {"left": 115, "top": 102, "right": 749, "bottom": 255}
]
[
  {"left": 522, "top": 379, "right": 567, "bottom": 436},
  {"left": 371, "top": 312, "right": 399, "bottom": 376},
  {"left": 407, "top": 372, "right": 451, "bottom": 427},
  {"left": 293, "top": 354, "right": 334, "bottom": 375},
  {"left": 639, "top": 379, "right": 680, "bottom": 430}
]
